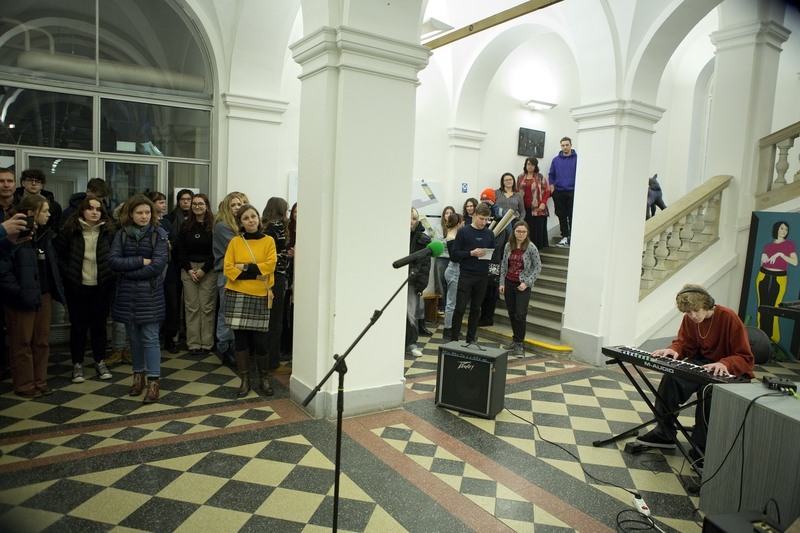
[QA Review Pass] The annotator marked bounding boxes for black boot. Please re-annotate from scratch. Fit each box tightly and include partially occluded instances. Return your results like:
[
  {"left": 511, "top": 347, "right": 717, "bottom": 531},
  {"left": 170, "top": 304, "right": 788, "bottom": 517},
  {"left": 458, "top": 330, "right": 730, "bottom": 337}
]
[
  {"left": 234, "top": 350, "right": 250, "bottom": 398},
  {"left": 256, "top": 356, "right": 275, "bottom": 396},
  {"left": 418, "top": 319, "right": 432, "bottom": 336}
]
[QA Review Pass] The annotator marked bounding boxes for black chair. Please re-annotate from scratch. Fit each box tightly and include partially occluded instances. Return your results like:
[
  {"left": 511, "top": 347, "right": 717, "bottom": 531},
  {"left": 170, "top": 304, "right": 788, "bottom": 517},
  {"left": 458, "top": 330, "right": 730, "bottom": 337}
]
[{"left": 746, "top": 326, "right": 772, "bottom": 365}]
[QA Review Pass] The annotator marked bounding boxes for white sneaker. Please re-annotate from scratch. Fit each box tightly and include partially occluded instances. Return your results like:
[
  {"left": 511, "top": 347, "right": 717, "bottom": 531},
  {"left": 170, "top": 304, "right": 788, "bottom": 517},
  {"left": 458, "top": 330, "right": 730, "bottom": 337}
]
[
  {"left": 95, "top": 361, "right": 112, "bottom": 380},
  {"left": 406, "top": 346, "right": 423, "bottom": 357},
  {"left": 557, "top": 237, "right": 570, "bottom": 247},
  {"left": 72, "top": 363, "right": 85, "bottom": 383}
]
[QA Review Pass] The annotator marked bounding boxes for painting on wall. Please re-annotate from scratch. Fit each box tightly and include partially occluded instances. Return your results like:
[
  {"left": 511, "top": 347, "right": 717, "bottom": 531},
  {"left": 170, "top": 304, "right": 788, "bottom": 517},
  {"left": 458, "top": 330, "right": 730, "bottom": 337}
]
[
  {"left": 738, "top": 211, "right": 800, "bottom": 360},
  {"left": 517, "top": 127, "right": 545, "bottom": 158}
]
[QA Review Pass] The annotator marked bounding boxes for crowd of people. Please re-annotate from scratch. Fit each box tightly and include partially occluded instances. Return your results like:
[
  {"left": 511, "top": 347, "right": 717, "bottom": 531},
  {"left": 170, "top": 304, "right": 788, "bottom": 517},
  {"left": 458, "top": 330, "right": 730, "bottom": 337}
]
[
  {"left": 0, "top": 166, "right": 296, "bottom": 403},
  {"left": 410, "top": 146, "right": 578, "bottom": 357}
]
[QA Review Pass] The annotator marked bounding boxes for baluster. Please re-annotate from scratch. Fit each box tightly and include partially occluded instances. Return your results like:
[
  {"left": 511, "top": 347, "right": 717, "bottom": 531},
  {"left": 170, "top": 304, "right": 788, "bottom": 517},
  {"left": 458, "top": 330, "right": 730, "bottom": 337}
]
[
  {"left": 654, "top": 230, "right": 670, "bottom": 276},
  {"left": 668, "top": 221, "right": 682, "bottom": 257},
  {"left": 680, "top": 213, "right": 695, "bottom": 253},
  {"left": 775, "top": 138, "right": 794, "bottom": 187},
  {"left": 641, "top": 238, "right": 656, "bottom": 283}
]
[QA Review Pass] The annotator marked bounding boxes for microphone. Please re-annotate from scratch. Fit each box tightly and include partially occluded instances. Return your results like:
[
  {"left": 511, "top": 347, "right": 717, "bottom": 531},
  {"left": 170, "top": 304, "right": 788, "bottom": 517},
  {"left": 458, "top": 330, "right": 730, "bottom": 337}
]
[{"left": 392, "top": 240, "right": 445, "bottom": 269}]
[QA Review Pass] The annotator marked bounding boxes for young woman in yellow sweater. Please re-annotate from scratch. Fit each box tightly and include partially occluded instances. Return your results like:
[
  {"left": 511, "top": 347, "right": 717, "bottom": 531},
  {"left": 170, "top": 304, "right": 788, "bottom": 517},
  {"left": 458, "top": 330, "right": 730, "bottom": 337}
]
[{"left": 223, "top": 204, "right": 277, "bottom": 397}]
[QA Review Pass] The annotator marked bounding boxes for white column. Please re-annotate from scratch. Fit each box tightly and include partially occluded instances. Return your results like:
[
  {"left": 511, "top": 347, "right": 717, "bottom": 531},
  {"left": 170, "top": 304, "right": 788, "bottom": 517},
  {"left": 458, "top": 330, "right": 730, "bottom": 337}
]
[
  {"left": 290, "top": 26, "right": 430, "bottom": 417},
  {"left": 221, "top": 93, "right": 289, "bottom": 205},
  {"left": 704, "top": 2, "right": 789, "bottom": 308},
  {"left": 561, "top": 100, "right": 665, "bottom": 365},
  {"left": 448, "top": 127, "right": 486, "bottom": 207}
]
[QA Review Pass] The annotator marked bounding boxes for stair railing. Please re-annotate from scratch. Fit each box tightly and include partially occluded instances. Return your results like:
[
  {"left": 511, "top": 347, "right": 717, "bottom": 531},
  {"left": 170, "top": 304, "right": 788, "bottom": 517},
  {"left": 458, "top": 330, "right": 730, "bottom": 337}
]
[{"left": 640, "top": 174, "right": 733, "bottom": 299}]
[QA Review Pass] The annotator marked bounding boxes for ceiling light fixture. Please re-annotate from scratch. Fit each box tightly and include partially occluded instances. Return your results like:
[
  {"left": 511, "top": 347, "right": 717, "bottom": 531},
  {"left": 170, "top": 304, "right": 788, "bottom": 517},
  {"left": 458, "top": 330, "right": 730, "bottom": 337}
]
[{"left": 523, "top": 99, "right": 557, "bottom": 111}]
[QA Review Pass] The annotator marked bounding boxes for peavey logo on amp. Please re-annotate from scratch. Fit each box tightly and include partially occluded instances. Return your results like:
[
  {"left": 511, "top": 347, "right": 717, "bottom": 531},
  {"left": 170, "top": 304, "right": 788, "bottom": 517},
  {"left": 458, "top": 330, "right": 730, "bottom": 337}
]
[{"left": 457, "top": 361, "right": 475, "bottom": 371}]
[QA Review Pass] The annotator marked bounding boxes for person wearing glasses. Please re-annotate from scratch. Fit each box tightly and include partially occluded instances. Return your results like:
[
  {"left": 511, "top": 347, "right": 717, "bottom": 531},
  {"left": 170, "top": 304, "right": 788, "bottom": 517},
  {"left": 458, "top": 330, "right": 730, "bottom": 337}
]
[
  {"left": 13, "top": 169, "right": 62, "bottom": 234},
  {"left": 178, "top": 194, "right": 217, "bottom": 356},
  {"left": 498, "top": 221, "right": 541, "bottom": 357}
]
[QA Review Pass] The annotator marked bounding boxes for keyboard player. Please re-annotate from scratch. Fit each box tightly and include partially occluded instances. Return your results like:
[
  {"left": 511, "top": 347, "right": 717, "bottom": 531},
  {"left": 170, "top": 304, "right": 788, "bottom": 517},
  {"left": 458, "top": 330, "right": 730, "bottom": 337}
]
[{"left": 636, "top": 285, "right": 755, "bottom": 463}]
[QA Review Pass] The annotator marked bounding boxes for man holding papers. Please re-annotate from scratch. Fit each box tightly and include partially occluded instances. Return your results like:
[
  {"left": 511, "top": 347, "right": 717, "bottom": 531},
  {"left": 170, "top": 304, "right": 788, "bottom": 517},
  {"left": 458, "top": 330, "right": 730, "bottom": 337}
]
[{"left": 448, "top": 203, "right": 496, "bottom": 344}]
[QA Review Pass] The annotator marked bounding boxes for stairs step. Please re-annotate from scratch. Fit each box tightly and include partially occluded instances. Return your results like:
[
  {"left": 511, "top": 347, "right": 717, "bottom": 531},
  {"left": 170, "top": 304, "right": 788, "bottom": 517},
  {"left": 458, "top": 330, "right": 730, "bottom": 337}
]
[{"left": 478, "top": 322, "right": 572, "bottom": 358}]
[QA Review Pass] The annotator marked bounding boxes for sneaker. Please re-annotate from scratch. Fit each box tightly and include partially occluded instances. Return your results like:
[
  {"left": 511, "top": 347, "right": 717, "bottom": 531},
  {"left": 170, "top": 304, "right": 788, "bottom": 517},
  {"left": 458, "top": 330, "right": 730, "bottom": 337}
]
[
  {"left": 95, "top": 361, "right": 112, "bottom": 380},
  {"left": 635, "top": 429, "right": 676, "bottom": 449},
  {"left": 72, "top": 363, "right": 85, "bottom": 383},
  {"left": 513, "top": 343, "right": 525, "bottom": 358},
  {"left": 557, "top": 237, "right": 570, "bottom": 247},
  {"left": 503, "top": 340, "right": 516, "bottom": 349},
  {"left": 406, "top": 346, "right": 423, "bottom": 358}
]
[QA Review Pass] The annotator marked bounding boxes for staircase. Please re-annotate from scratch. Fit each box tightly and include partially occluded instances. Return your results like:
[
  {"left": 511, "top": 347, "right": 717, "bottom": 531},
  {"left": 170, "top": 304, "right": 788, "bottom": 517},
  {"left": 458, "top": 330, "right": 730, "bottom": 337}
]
[{"left": 480, "top": 243, "right": 572, "bottom": 357}]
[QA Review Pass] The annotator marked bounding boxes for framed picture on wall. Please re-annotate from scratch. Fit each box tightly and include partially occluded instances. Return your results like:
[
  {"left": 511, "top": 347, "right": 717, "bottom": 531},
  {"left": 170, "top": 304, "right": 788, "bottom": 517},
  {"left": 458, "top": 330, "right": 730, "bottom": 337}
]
[{"left": 518, "top": 127, "right": 545, "bottom": 158}]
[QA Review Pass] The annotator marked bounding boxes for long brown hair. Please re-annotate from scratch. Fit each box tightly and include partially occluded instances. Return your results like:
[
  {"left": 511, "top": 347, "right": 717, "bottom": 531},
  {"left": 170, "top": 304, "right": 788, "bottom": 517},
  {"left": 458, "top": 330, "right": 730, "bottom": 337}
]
[
  {"left": 64, "top": 194, "right": 115, "bottom": 235},
  {"left": 180, "top": 193, "right": 213, "bottom": 234},
  {"left": 509, "top": 220, "right": 530, "bottom": 251}
]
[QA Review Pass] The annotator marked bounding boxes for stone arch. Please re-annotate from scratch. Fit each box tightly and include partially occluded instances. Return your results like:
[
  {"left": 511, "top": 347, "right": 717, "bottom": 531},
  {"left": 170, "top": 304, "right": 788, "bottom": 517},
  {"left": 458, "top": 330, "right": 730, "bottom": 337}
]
[
  {"left": 454, "top": 23, "right": 579, "bottom": 132},
  {"left": 227, "top": 1, "right": 302, "bottom": 95},
  {"left": 626, "top": 0, "right": 721, "bottom": 101}
]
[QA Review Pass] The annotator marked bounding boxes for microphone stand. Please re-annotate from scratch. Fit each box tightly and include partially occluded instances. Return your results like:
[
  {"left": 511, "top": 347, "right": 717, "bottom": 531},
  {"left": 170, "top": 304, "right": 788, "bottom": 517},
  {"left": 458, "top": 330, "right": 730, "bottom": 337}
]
[{"left": 302, "top": 275, "right": 410, "bottom": 532}]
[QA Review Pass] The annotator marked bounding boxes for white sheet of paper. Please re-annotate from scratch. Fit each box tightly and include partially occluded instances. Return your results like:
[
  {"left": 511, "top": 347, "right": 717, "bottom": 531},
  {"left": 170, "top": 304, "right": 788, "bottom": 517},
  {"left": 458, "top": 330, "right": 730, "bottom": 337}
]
[{"left": 478, "top": 248, "right": 494, "bottom": 260}]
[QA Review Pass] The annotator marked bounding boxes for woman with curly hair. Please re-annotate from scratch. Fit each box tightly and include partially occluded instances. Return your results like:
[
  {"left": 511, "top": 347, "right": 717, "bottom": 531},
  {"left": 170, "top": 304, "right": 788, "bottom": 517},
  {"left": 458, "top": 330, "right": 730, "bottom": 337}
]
[
  {"left": 54, "top": 194, "right": 117, "bottom": 383},
  {"left": 178, "top": 193, "right": 216, "bottom": 356}
]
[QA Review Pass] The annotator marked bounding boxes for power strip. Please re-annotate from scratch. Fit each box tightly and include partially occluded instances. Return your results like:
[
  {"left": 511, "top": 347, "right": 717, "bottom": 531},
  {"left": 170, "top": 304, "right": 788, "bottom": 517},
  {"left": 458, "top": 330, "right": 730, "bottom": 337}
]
[{"left": 762, "top": 376, "right": 797, "bottom": 393}]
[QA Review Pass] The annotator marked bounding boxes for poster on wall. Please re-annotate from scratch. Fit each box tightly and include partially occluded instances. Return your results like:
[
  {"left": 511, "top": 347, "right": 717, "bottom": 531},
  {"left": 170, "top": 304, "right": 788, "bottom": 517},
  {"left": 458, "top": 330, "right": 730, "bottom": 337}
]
[{"left": 738, "top": 211, "right": 800, "bottom": 360}]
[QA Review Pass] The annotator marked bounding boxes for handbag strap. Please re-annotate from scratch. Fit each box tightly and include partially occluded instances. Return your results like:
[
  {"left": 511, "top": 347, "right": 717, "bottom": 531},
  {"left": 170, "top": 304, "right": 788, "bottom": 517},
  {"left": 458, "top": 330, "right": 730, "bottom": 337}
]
[
  {"left": 241, "top": 236, "right": 272, "bottom": 294},
  {"left": 241, "top": 235, "right": 258, "bottom": 263}
]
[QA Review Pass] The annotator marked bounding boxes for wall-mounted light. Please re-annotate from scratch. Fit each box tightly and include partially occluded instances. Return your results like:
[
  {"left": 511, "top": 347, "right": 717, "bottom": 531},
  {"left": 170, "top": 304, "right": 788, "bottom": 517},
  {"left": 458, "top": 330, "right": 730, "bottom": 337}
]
[{"left": 523, "top": 99, "right": 557, "bottom": 111}]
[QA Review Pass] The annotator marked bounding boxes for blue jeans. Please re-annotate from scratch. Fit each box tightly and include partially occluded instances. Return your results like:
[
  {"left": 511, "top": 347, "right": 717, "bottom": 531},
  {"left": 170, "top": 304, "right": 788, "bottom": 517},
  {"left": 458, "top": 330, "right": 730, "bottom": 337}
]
[
  {"left": 443, "top": 262, "right": 460, "bottom": 328},
  {"left": 216, "top": 274, "right": 235, "bottom": 352},
  {"left": 126, "top": 322, "right": 161, "bottom": 378}
]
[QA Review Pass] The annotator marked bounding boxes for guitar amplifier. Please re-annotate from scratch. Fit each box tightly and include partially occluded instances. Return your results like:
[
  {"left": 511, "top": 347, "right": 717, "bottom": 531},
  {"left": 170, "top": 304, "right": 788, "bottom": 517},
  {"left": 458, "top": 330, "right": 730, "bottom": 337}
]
[{"left": 435, "top": 341, "right": 508, "bottom": 419}]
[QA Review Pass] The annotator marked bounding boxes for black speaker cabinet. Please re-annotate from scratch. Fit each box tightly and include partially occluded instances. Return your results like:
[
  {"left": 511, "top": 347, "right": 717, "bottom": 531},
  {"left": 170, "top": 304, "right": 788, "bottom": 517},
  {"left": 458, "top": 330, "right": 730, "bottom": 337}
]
[{"left": 435, "top": 341, "right": 508, "bottom": 419}]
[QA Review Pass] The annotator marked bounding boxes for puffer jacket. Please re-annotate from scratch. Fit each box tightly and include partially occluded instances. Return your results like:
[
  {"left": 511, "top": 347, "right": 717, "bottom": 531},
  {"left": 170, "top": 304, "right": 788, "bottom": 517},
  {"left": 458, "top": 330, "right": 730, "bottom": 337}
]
[
  {"left": 408, "top": 222, "right": 431, "bottom": 293},
  {"left": 53, "top": 220, "right": 116, "bottom": 288},
  {"left": 109, "top": 225, "right": 169, "bottom": 324},
  {"left": 0, "top": 228, "right": 65, "bottom": 310}
]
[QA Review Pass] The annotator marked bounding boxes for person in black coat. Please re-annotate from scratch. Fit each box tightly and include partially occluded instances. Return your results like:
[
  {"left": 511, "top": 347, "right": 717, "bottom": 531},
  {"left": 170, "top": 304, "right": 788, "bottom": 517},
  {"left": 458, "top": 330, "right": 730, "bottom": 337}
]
[
  {"left": 0, "top": 194, "right": 65, "bottom": 398},
  {"left": 13, "top": 169, "right": 62, "bottom": 234},
  {"left": 405, "top": 208, "right": 431, "bottom": 357},
  {"left": 53, "top": 194, "right": 117, "bottom": 383}
]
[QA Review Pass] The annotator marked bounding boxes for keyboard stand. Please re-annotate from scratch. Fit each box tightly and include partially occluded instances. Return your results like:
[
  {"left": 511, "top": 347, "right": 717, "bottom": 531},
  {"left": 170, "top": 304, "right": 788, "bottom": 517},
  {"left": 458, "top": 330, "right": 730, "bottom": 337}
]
[{"left": 593, "top": 357, "right": 705, "bottom": 476}]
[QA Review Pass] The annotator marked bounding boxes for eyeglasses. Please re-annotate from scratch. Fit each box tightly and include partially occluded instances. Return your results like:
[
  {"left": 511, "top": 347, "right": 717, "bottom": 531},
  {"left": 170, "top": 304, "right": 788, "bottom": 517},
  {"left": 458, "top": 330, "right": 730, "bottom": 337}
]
[
  {"left": 24, "top": 178, "right": 43, "bottom": 184},
  {"left": 514, "top": 229, "right": 528, "bottom": 234},
  {"left": 191, "top": 202, "right": 206, "bottom": 207}
]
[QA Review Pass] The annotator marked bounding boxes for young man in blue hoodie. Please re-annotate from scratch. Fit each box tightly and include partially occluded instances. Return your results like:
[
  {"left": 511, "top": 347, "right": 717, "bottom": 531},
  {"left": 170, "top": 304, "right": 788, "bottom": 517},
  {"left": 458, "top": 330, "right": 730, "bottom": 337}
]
[{"left": 549, "top": 137, "right": 577, "bottom": 247}]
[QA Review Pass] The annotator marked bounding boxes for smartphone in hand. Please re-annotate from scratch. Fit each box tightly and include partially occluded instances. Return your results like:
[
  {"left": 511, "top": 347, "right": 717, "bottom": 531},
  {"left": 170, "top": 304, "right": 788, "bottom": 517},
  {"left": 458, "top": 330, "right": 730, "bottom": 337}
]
[{"left": 18, "top": 215, "right": 35, "bottom": 239}]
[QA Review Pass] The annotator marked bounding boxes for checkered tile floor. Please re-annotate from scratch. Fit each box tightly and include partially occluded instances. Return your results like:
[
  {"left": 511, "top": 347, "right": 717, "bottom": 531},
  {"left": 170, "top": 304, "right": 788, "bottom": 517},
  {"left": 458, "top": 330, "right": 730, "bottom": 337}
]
[{"left": 1, "top": 325, "right": 798, "bottom": 532}]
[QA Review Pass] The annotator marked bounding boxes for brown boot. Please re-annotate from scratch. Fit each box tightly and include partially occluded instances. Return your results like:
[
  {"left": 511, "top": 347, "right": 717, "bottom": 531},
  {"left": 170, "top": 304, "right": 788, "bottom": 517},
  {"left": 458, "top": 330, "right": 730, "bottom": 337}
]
[
  {"left": 143, "top": 379, "right": 160, "bottom": 404},
  {"left": 121, "top": 346, "right": 132, "bottom": 364},
  {"left": 235, "top": 350, "right": 251, "bottom": 398},
  {"left": 129, "top": 371, "right": 146, "bottom": 396},
  {"left": 256, "top": 356, "right": 275, "bottom": 396}
]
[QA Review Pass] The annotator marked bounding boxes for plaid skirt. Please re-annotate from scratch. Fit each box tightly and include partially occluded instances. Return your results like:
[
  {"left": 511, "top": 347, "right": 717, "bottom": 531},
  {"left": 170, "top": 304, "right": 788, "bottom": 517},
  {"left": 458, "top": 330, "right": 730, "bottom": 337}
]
[{"left": 224, "top": 289, "right": 270, "bottom": 332}]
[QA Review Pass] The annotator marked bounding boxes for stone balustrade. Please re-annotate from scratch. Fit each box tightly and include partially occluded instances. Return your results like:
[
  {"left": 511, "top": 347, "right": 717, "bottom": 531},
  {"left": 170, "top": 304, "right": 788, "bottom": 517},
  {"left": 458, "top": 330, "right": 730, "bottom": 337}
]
[
  {"left": 640, "top": 175, "right": 732, "bottom": 299},
  {"left": 756, "top": 121, "right": 800, "bottom": 210}
]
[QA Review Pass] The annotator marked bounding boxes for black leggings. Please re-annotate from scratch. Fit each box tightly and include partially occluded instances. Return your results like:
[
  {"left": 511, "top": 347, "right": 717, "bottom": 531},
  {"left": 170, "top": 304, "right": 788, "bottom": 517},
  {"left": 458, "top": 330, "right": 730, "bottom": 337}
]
[{"left": 233, "top": 329, "right": 268, "bottom": 355}]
